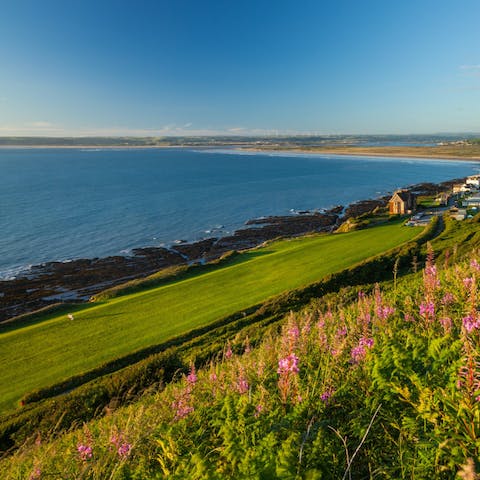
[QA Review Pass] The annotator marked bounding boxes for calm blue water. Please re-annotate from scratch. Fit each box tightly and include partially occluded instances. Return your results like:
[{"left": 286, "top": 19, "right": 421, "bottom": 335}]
[{"left": 1, "top": 147, "right": 478, "bottom": 279}]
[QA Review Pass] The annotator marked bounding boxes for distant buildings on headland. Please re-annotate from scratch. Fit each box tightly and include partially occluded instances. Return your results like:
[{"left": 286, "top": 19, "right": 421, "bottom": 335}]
[{"left": 389, "top": 174, "right": 480, "bottom": 224}]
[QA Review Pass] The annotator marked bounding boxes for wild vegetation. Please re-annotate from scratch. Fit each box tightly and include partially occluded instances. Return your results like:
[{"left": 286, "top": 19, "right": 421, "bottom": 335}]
[{"left": 1, "top": 239, "right": 480, "bottom": 478}]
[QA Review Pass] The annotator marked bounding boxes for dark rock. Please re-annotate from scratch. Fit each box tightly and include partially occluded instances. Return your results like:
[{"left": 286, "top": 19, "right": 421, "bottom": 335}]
[
  {"left": 0, "top": 213, "right": 339, "bottom": 322},
  {"left": 343, "top": 199, "right": 387, "bottom": 219},
  {"left": 171, "top": 238, "right": 218, "bottom": 259},
  {"left": 325, "top": 205, "right": 344, "bottom": 214}
]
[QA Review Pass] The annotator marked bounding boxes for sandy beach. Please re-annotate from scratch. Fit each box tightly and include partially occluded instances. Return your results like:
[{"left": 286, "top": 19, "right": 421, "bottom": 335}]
[{"left": 241, "top": 144, "right": 480, "bottom": 161}]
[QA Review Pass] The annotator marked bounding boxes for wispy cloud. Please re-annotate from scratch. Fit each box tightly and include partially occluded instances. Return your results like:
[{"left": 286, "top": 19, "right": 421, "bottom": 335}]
[
  {"left": 0, "top": 121, "right": 65, "bottom": 135},
  {"left": 26, "top": 121, "right": 55, "bottom": 128}
]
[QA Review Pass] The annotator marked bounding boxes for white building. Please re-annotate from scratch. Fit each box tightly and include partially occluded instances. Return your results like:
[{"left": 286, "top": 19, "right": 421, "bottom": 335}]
[
  {"left": 466, "top": 175, "right": 480, "bottom": 189},
  {"left": 449, "top": 207, "right": 467, "bottom": 221},
  {"left": 463, "top": 196, "right": 480, "bottom": 207}
]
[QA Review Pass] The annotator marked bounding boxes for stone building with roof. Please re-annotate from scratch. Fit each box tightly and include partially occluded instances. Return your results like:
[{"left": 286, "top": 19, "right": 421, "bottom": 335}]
[{"left": 388, "top": 190, "right": 416, "bottom": 215}]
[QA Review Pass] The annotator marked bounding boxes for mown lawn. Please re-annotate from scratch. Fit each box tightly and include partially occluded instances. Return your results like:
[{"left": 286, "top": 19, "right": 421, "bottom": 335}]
[{"left": 0, "top": 221, "right": 420, "bottom": 412}]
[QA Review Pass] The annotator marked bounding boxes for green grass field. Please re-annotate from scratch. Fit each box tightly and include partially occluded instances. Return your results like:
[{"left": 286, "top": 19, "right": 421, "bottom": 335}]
[{"left": 0, "top": 221, "right": 420, "bottom": 412}]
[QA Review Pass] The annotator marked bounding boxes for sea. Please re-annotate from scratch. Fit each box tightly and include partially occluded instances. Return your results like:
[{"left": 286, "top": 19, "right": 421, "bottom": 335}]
[{"left": 1, "top": 147, "right": 479, "bottom": 280}]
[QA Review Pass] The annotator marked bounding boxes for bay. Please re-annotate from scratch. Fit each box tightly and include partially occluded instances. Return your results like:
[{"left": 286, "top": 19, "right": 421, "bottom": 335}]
[{"left": 0, "top": 147, "right": 478, "bottom": 279}]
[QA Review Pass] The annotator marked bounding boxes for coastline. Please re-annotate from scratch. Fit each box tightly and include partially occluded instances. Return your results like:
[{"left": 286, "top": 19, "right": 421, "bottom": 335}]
[
  {"left": 238, "top": 145, "right": 480, "bottom": 162},
  {"left": 0, "top": 211, "right": 342, "bottom": 322},
  {"left": 1, "top": 143, "right": 480, "bottom": 161},
  {"left": 0, "top": 177, "right": 462, "bottom": 323}
]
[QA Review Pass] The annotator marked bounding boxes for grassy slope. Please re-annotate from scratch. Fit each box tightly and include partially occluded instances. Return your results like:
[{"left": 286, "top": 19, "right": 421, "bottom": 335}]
[{"left": 0, "top": 221, "right": 419, "bottom": 412}]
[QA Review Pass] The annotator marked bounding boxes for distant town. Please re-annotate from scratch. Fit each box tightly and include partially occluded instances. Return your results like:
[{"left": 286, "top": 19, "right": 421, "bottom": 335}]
[{"left": 393, "top": 174, "right": 480, "bottom": 226}]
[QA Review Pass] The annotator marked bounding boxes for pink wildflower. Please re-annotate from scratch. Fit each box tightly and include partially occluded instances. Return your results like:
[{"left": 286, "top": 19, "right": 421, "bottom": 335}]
[
  {"left": 463, "top": 277, "right": 475, "bottom": 289},
  {"left": 441, "top": 292, "right": 455, "bottom": 305},
  {"left": 336, "top": 326, "right": 347, "bottom": 337},
  {"left": 77, "top": 444, "right": 93, "bottom": 461},
  {"left": 172, "top": 397, "right": 194, "bottom": 420},
  {"left": 301, "top": 321, "right": 311, "bottom": 336},
  {"left": 425, "top": 264, "right": 437, "bottom": 277},
  {"left": 225, "top": 344, "right": 233, "bottom": 359},
  {"left": 236, "top": 377, "right": 249, "bottom": 394},
  {"left": 439, "top": 316, "right": 452, "bottom": 332},
  {"left": 110, "top": 431, "right": 132, "bottom": 458},
  {"left": 320, "top": 388, "right": 335, "bottom": 404},
  {"left": 277, "top": 353, "right": 300, "bottom": 403},
  {"left": 287, "top": 324, "right": 300, "bottom": 341},
  {"left": 462, "top": 315, "right": 479, "bottom": 333},
  {"left": 277, "top": 353, "right": 300, "bottom": 375},
  {"left": 186, "top": 364, "right": 197, "bottom": 385},
  {"left": 404, "top": 313, "right": 414, "bottom": 322},
  {"left": 377, "top": 305, "right": 395, "bottom": 320},
  {"left": 419, "top": 302, "right": 435, "bottom": 318},
  {"left": 361, "top": 337, "right": 374, "bottom": 348},
  {"left": 29, "top": 467, "right": 42, "bottom": 480},
  {"left": 351, "top": 337, "right": 374, "bottom": 364},
  {"left": 351, "top": 345, "right": 366, "bottom": 363},
  {"left": 471, "top": 259, "right": 480, "bottom": 271},
  {"left": 254, "top": 404, "right": 263, "bottom": 417},
  {"left": 117, "top": 442, "right": 132, "bottom": 458},
  {"left": 209, "top": 372, "right": 218, "bottom": 382}
]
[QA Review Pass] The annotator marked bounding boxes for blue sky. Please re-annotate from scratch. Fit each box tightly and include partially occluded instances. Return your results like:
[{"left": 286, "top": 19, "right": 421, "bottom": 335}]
[{"left": 0, "top": 0, "right": 479, "bottom": 136}]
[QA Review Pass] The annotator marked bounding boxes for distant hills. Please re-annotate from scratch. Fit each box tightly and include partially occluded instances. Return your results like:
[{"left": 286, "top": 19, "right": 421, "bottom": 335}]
[{"left": 0, "top": 133, "right": 479, "bottom": 147}]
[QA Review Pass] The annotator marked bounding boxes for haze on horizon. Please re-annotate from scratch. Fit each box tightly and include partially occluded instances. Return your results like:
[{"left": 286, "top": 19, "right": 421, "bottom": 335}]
[{"left": 1, "top": 0, "right": 479, "bottom": 137}]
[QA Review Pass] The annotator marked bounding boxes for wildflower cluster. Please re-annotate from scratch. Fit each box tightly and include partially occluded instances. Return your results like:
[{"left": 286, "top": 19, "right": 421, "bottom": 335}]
[
  {"left": 110, "top": 429, "right": 132, "bottom": 459},
  {"left": 350, "top": 337, "right": 374, "bottom": 364},
  {"left": 77, "top": 443, "right": 93, "bottom": 461},
  {"left": 277, "top": 353, "right": 300, "bottom": 375}
]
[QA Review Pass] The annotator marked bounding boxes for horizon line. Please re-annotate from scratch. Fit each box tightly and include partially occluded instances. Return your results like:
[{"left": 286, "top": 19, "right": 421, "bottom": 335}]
[{"left": 0, "top": 132, "right": 479, "bottom": 139}]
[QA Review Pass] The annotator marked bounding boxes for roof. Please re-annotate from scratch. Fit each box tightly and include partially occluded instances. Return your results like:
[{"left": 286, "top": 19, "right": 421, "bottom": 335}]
[{"left": 390, "top": 190, "right": 414, "bottom": 203}]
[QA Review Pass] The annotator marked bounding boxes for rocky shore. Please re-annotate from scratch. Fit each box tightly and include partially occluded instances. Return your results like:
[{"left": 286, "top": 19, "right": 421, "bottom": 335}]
[
  {"left": 0, "top": 210, "right": 341, "bottom": 321},
  {"left": 0, "top": 178, "right": 462, "bottom": 322}
]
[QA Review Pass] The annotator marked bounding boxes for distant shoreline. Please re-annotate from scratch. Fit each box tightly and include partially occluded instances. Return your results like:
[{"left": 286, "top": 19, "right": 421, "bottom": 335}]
[
  {"left": 238, "top": 146, "right": 480, "bottom": 162},
  {"left": 1, "top": 143, "right": 480, "bottom": 161},
  {"left": 0, "top": 145, "right": 187, "bottom": 150}
]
